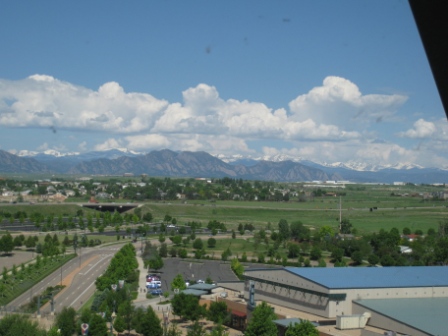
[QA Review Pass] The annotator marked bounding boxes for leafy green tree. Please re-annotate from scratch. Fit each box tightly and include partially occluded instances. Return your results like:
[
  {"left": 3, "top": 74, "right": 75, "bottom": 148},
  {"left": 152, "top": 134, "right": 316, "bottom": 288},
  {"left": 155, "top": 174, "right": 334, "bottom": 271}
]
[
  {"left": 171, "top": 235, "right": 182, "bottom": 246},
  {"left": 278, "top": 219, "right": 290, "bottom": 245},
  {"left": 0, "top": 314, "right": 47, "bottom": 336},
  {"left": 0, "top": 233, "right": 14, "bottom": 254},
  {"left": 310, "top": 246, "right": 322, "bottom": 260},
  {"left": 244, "top": 301, "right": 277, "bottom": 336},
  {"left": 287, "top": 243, "right": 300, "bottom": 258},
  {"left": 171, "top": 274, "right": 187, "bottom": 291},
  {"left": 351, "top": 251, "right": 364, "bottom": 265},
  {"left": 178, "top": 248, "right": 188, "bottom": 258},
  {"left": 331, "top": 248, "right": 344, "bottom": 263},
  {"left": 290, "top": 221, "right": 310, "bottom": 241},
  {"left": 133, "top": 306, "right": 163, "bottom": 336},
  {"left": 171, "top": 293, "right": 206, "bottom": 321},
  {"left": 89, "top": 314, "right": 108, "bottom": 336},
  {"left": 0, "top": 283, "right": 6, "bottom": 298},
  {"left": 149, "top": 256, "right": 164, "bottom": 271},
  {"left": 55, "top": 307, "right": 77, "bottom": 336},
  {"left": 2, "top": 267, "right": 9, "bottom": 284},
  {"left": 118, "top": 300, "right": 134, "bottom": 334},
  {"left": 170, "top": 246, "right": 178, "bottom": 257},
  {"left": 78, "top": 307, "right": 92, "bottom": 325},
  {"left": 230, "top": 258, "right": 244, "bottom": 279},
  {"left": 207, "top": 237, "right": 217, "bottom": 248},
  {"left": 47, "top": 326, "right": 61, "bottom": 336},
  {"left": 143, "top": 212, "right": 153, "bottom": 222},
  {"left": 318, "top": 226, "right": 335, "bottom": 240},
  {"left": 368, "top": 251, "right": 379, "bottom": 266},
  {"left": 193, "top": 238, "right": 203, "bottom": 250},
  {"left": 434, "top": 236, "right": 448, "bottom": 265},
  {"left": 285, "top": 320, "right": 319, "bottom": 336},
  {"left": 207, "top": 301, "right": 230, "bottom": 324},
  {"left": 159, "top": 243, "right": 168, "bottom": 257},
  {"left": 186, "top": 321, "right": 207, "bottom": 336},
  {"left": 113, "top": 314, "right": 126, "bottom": 332},
  {"left": 318, "top": 258, "right": 326, "bottom": 267},
  {"left": 339, "top": 219, "right": 353, "bottom": 234}
]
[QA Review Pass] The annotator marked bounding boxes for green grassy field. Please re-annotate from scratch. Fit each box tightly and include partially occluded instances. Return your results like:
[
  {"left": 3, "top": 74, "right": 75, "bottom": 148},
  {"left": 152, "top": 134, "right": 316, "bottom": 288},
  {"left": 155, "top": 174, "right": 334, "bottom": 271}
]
[
  {"left": 0, "top": 183, "right": 446, "bottom": 234},
  {"left": 139, "top": 202, "right": 447, "bottom": 234}
]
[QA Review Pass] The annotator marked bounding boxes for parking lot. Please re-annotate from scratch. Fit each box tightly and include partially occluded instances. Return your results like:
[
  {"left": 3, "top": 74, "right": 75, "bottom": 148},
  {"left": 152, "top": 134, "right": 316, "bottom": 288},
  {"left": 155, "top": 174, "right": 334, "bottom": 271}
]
[{"left": 152, "top": 258, "right": 239, "bottom": 292}]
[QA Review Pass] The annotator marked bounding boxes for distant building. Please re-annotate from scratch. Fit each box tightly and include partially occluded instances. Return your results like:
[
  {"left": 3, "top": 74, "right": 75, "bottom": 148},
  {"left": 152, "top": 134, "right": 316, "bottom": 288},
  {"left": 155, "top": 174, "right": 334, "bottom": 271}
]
[{"left": 244, "top": 266, "right": 448, "bottom": 336}]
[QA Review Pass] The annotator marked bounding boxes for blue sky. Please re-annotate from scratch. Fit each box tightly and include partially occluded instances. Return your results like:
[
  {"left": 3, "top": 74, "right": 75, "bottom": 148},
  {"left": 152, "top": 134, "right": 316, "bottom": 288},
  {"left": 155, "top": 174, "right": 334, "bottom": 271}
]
[{"left": 0, "top": 1, "right": 446, "bottom": 167}]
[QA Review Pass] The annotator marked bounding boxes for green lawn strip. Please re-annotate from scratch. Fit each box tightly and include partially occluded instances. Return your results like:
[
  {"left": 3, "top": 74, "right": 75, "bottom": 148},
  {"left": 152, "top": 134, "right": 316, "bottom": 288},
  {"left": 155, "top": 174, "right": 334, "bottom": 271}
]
[
  {"left": 0, "top": 253, "right": 76, "bottom": 306},
  {"left": 77, "top": 291, "right": 96, "bottom": 313}
]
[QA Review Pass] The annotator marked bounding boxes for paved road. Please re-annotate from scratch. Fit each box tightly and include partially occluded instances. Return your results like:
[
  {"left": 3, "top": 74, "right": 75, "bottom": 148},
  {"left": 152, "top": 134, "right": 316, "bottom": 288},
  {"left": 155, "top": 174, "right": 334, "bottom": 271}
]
[{"left": 7, "top": 243, "right": 126, "bottom": 314}]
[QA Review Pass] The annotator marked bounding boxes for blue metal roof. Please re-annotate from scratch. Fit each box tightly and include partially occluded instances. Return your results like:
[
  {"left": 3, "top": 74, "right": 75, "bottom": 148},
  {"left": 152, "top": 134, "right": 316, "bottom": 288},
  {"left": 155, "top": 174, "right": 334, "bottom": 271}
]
[
  {"left": 355, "top": 298, "right": 448, "bottom": 336},
  {"left": 283, "top": 266, "right": 448, "bottom": 289}
]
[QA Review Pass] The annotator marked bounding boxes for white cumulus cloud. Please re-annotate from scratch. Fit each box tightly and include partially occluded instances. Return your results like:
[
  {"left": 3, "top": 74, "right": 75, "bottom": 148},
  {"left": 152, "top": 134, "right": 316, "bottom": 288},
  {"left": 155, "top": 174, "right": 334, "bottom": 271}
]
[
  {"left": 399, "top": 118, "right": 436, "bottom": 139},
  {"left": 94, "top": 138, "right": 123, "bottom": 151},
  {"left": 0, "top": 75, "right": 168, "bottom": 133},
  {"left": 289, "top": 76, "right": 407, "bottom": 127}
]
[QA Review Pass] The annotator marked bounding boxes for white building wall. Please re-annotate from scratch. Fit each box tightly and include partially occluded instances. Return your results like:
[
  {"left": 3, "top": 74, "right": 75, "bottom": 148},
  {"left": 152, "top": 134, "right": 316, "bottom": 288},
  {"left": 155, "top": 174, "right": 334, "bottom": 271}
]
[{"left": 244, "top": 269, "right": 448, "bottom": 318}]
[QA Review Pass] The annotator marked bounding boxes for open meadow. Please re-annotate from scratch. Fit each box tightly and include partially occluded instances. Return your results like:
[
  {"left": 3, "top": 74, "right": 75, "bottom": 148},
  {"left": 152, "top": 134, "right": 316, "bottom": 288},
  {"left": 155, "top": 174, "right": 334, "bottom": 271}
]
[{"left": 0, "top": 183, "right": 447, "bottom": 235}]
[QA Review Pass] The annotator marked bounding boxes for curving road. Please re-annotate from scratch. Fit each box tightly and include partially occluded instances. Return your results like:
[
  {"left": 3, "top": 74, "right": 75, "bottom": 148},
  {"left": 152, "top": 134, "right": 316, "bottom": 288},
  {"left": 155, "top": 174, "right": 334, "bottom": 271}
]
[{"left": 7, "top": 243, "right": 126, "bottom": 314}]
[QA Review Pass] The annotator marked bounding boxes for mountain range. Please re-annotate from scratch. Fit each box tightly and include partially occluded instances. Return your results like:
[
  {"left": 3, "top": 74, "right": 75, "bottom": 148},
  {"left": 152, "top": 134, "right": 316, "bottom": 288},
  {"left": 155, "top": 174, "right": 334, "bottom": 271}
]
[{"left": 1, "top": 148, "right": 447, "bottom": 184}]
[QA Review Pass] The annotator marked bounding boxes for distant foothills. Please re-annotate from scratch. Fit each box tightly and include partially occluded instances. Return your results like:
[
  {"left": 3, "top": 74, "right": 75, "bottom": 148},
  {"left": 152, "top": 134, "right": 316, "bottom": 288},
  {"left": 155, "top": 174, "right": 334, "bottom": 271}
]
[{"left": 0, "top": 148, "right": 448, "bottom": 184}]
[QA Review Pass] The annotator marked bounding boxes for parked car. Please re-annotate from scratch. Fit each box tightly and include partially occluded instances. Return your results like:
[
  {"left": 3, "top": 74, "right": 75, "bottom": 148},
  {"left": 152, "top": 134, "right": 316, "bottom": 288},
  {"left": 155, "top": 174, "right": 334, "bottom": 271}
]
[
  {"left": 146, "top": 283, "right": 160, "bottom": 289},
  {"left": 150, "top": 289, "right": 163, "bottom": 295}
]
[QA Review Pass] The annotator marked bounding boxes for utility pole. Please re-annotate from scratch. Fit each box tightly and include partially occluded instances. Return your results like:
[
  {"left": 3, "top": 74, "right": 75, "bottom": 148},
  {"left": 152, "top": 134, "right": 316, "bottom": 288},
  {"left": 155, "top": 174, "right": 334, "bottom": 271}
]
[{"left": 339, "top": 196, "right": 342, "bottom": 233}]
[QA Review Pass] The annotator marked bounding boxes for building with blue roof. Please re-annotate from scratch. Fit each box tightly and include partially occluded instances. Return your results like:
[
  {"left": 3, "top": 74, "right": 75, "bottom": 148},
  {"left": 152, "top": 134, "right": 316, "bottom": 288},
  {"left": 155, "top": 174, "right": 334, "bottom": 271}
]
[{"left": 243, "top": 266, "right": 448, "bottom": 336}]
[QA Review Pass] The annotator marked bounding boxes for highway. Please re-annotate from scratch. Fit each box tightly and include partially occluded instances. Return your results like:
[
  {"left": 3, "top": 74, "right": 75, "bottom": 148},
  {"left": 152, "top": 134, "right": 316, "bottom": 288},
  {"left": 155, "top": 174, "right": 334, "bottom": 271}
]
[{"left": 6, "top": 243, "right": 126, "bottom": 315}]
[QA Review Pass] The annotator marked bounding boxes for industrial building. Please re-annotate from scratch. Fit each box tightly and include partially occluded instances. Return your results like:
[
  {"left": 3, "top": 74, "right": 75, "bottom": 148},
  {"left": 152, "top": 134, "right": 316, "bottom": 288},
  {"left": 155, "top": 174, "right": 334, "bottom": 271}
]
[{"left": 243, "top": 266, "right": 448, "bottom": 336}]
